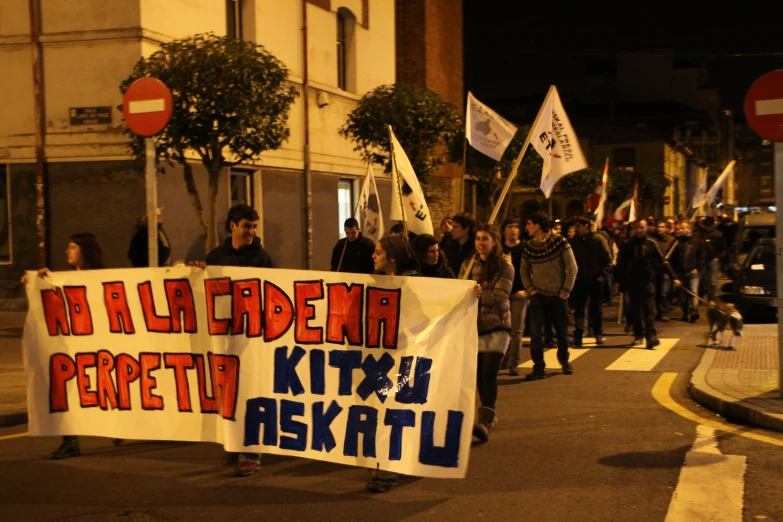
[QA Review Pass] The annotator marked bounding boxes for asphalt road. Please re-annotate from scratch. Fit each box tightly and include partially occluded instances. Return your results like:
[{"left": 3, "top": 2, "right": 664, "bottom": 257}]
[{"left": 2, "top": 313, "right": 782, "bottom": 522}]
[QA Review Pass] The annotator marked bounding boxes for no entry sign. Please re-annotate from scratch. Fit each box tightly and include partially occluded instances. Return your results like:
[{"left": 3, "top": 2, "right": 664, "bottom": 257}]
[
  {"left": 122, "top": 78, "right": 173, "bottom": 137},
  {"left": 744, "top": 70, "right": 783, "bottom": 142}
]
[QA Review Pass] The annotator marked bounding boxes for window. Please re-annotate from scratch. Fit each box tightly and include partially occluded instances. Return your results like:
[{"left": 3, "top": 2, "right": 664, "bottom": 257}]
[
  {"left": 336, "top": 8, "right": 356, "bottom": 92},
  {"left": 613, "top": 147, "right": 636, "bottom": 172},
  {"left": 0, "top": 165, "right": 11, "bottom": 264},
  {"left": 226, "top": 0, "right": 242, "bottom": 38},
  {"left": 230, "top": 168, "right": 254, "bottom": 208},
  {"left": 338, "top": 179, "right": 354, "bottom": 237}
]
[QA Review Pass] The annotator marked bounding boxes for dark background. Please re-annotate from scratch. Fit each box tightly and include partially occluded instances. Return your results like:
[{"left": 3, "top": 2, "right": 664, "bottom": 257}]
[{"left": 464, "top": 3, "right": 783, "bottom": 113}]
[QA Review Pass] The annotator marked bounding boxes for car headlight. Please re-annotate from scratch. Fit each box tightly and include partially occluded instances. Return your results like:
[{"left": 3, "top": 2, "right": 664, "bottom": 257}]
[{"left": 740, "top": 286, "right": 766, "bottom": 295}]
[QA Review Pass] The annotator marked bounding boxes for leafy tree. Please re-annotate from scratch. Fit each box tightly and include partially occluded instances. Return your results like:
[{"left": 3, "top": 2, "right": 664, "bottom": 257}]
[
  {"left": 339, "top": 84, "right": 462, "bottom": 183},
  {"left": 559, "top": 168, "right": 602, "bottom": 203},
  {"left": 120, "top": 33, "right": 297, "bottom": 249},
  {"left": 607, "top": 169, "right": 669, "bottom": 212}
]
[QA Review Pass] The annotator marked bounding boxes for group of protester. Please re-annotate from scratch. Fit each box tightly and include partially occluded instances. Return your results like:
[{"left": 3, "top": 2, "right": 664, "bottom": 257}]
[{"left": 21, "top": 201, "right": 737, "bottom": 493}]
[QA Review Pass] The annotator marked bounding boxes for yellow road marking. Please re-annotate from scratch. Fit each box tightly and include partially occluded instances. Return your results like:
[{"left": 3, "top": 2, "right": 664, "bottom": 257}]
[
  {"left": 0, "top": 432, "right": 27, "bottom": 441},
  {"left": 653, "top": 372, "right": 783, "bottom": 447}
]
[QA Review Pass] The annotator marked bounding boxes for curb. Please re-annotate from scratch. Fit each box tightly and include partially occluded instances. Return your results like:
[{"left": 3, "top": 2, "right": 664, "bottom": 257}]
[
  {"left": 688, "top": 348, "right": 783, "bottom": 433},
  {"left": 0, "top": 410, "right": 27, "bottom": 429}
]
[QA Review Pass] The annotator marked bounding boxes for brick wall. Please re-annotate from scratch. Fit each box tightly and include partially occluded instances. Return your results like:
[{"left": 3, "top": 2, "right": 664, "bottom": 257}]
[
  {"left": 424, "top": 176, "right": 456, "bottom": 237},
  {"left": 395, "top": 0, "right": 426, "bottom": 87}
]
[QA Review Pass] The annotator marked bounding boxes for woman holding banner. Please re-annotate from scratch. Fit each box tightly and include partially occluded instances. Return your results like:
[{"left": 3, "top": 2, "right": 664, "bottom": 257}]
[
  {"left": 21, "top": 233, "right": 118, "bottom": 460},
  {"left": 459, "top": 224, "right": 513, "bottom": 442}
]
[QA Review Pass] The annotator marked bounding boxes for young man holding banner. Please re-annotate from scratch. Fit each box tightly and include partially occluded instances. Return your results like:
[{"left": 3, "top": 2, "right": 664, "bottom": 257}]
[{"left": 194, "top": 204, "right": 275, "bottom": 477}]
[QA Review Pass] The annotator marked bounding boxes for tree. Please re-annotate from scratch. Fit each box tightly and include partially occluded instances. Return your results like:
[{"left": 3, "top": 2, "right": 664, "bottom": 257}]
[
  {"left": 339, "top": 84, "right": 462, "bottom": 183},
  {"left": 559, "top": 168, "right": 602, "bottom": 203},
  {"left": 120, "top": 33, "right": 297, "bottom": 249},
  {"left": 607, "top": 169, "right": 669, "bottom": 211}
]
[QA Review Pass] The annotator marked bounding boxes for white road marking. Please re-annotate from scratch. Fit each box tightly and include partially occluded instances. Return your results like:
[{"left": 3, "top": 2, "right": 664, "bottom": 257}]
[
  {"left": 605, "top": 338, "right": 679, "bottom": 371},
  {"left": 665, "top": 424, "right": 746, "bottom": 522},
  {"left": 129, "top": 99, "right": 166, "bottom": 114},
  {"left": 755, "top": 98, "right": 783, "bottom": 116},
  {"left": 518, "top": 348, "right": 590, "bottom": 369}
]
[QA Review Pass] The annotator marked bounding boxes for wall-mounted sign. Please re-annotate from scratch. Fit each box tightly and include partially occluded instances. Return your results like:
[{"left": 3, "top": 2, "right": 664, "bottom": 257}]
[{"left": 69, "top": 107, "right": 112, "bottom": 125}]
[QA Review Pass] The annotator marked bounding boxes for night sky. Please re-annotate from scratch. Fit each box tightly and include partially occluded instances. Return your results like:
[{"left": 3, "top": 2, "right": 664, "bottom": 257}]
[{"left": 464, "top": 3, "right": 783, "bottom": 115}]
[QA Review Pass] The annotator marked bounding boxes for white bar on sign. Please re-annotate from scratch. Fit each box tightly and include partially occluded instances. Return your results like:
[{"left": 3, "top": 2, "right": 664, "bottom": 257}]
[
  {"left": 129, "top": 99, "right": 166, "bottom": 114},
  {"left": 756, "top": 98, "right": 783, "bottom": 116}
]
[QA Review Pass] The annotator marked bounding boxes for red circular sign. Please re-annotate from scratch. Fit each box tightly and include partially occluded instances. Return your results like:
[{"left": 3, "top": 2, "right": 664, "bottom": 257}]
[
  {"left": 122, "top": 78, "right": 173, "bottom": 137},
  {"left": 744, "top": 70, "right": 783, "bottom": 142}
]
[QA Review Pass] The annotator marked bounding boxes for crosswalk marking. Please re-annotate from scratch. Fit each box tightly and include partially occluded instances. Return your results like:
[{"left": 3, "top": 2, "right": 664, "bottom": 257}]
[
  {"left": 605, "top": 338, "right": 679, "bottom": 371},
  {"left": 518, "top": 347, "right": 591, "bottom": 369}
]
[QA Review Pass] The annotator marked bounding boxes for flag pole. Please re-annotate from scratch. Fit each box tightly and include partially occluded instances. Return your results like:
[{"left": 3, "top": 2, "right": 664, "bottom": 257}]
[
  {"left": 387, "top": 125, "right": 408, "bottom": 237},
  {"left": 461, "top": 85, "right": 555, "bottom": 280},
  {"left": 459, "top": 137, "right": 468, "bottom": 212}
]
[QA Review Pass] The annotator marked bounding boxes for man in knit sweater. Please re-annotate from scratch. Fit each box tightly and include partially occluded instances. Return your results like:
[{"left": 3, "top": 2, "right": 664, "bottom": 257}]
[{"left": 520, "top": 211, "right": 578, "bottom": 380}]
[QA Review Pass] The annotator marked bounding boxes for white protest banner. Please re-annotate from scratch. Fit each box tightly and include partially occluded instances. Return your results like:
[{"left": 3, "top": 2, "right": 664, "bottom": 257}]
[
  {"left": 23, "top": 267, "right": 477, "bottom": 478},
  {"left": 705, "top": 160, "right": 737, "bottom": 206},
  {"left": 530, "top": 87, "right": 588, "bottom": 198},
  {"left": 355, "top": 165, "right": 385, "bottom": 243},
  {"left": 691, "top": 167, "right": 708, "bottom": 209},
  {"left": 388, "top": 126, "right": 435, "bottom": 235},
  {"left": 466, "top": 92, "right": 518, "bottom": 161}
]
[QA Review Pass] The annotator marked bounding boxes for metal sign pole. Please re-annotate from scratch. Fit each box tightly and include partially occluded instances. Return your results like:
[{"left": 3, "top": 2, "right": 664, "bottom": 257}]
[
  {"left": 145, "top": 137, "right": 158, "bottom": 268},
  {"left": 775, "top": 141, "right": 783, "bottom": 399}
]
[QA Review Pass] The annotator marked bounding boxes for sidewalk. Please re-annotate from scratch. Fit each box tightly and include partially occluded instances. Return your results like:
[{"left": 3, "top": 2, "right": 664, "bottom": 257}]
[
  {"left": 689, "top": 324, "right": 783, "bottom": 432},
  {"left": 0, "top": 311, "right": 27, "bottom": 428}
]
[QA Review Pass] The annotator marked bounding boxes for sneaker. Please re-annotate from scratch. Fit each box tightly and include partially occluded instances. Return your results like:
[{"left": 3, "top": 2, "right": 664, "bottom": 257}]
[
  {"left": 594, "top": 335, "right": 605, "bottom": 345},
  {"left": 624, "top": 323, "right": 633, "bottom": 333},
  {"left": 690, "top": 312, "right": 700, "bottom": 323},
  {"left": 647, "top": 338, "right": 660, "bottom": 350},
  {"left": 51, "top": 438, "right": 80, "bottom": 460},
  {"left": 561, "top": 362, "right": 573, "bottom": 375},
  {"left": 525, "top": 370, "right": 547, "bottom": 381},
  {"left": 473, "top": 422, "right": 489, "bottom": 441},
  {"left": 234, "top": 459, "right": 261, "bottom": 477},
  {"left": 111, "top": 438, "right": 124, "bottom": 446},
  {"left": 631, "top": 337, "right": 644, "bottom": 347},
  {"left": 366, "top": 473, "right": 399, "bottom": 493},
  {"left": 659, "top": 316, "right": 670, "bottom": 323},
  {"left": 508, "top": 366, "right": 520, "bottom": 376}
]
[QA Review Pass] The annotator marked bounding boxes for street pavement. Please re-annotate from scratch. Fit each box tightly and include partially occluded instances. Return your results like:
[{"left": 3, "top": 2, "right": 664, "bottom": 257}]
[{"left": 1, "top": 304, "right": 783, "bottom": 521}]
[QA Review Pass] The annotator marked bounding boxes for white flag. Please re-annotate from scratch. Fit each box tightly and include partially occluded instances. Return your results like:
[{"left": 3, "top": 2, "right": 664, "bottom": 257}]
[
  {"left": 388, "top": 126, "right": 434, "bottom": 236},
  {"left": 594, "top": 160, "right": 609, "bottom": 226},
  {"left": 354, "top": 164, "right": 385, "bottom": 243},
  {"left": 531, "top": 87, "right": 588, "bottom": 198},
  {"left": 466, "top": 92, "right": 518, "bottom": 161},
  {"left": 691, "top": 168, "right": 708, "bottom": 209},
  {"left": 705, "top": 160, "right": 736, "bottom": 205}
]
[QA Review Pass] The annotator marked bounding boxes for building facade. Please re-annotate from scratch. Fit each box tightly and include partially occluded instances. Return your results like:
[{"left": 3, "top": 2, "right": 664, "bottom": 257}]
[{"left": 0, "top": 0, "right": 409, "bottom": 306}]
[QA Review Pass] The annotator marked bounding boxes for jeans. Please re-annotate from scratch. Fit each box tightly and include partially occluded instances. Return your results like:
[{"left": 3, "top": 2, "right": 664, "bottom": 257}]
[
  {"left": 655, "top": 271, "right": 671, "bottom": 318},
  {"left": 677, "top": 272, "right": 700, "bottom": 319},
  {"left": 572, "top": 277, "right": 604, "bottom": 335},
  {"left": 628, "top": 283, "right": 657, "bottom": 339},
  {"left": 700, "top": 259, "right": 718, "bottom": 302},
  {"left": 528, "top": 293, "right": 570, "bottom": 371},
  {"left": 504, "top": 296, "right": 528, "bottom": 367}
]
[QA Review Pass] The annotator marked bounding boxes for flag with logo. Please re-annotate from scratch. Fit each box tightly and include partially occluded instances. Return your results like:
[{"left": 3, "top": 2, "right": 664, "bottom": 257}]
[
  {"left": 705, "top": 160, "right": 737, "bottom": 205},
  {"left": 691, "top": 167, "right": 708, "bottom": 209},
  {"left": 354, "top": 164, "right": 385, "bottom": 243},
  {"left": 591, "top": 159, "right": 610, "bottom": 225},
  {"left": 531, "top": 87, "right": 588, "bottom": 198},
  {"left": 466, "top": 92, "right": 518, "bottom": 161},
  {"left": 388, "top": 126, "right": 434, "bottom": 235},
  {"left": 607, "top": 179, "right": 638, "bottom": 225}
]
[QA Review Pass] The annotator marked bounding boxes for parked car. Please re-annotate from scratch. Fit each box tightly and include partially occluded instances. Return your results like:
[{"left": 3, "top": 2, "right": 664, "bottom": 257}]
[
  {"left": 727, "top": 213, "right": 776, "bottom": 278},
  {"left": 724, "top": 238, "right": 777, "bottom": 318}
]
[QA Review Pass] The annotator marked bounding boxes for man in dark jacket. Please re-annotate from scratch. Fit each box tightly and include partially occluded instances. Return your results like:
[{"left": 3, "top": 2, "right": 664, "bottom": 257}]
[
  {"left": 695, "top": 216, "right": 727, "bottom": 301},
  {"left": 500, "top": 218, "right": 527, "bottom": 375},
  {"left": 444, "top": 212, "right": 476, "bottom": 275},
  {"left": 569, "top": 215, "right": 611, "bottom": 346},
  {"left": 330, "top": 218, "right": 375, "bottom": 274},
  {"left": 654, "top": 220, "right": 677, "bottom": 321},
  {"left": 670, "top": 220, "right": 710, "bottom": 323},
  {"left": 614, "top": 220, "right": 674, "bottom": 349},
  {"left": 194, "top": 204, "right": 274, "bottom": 478}
]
